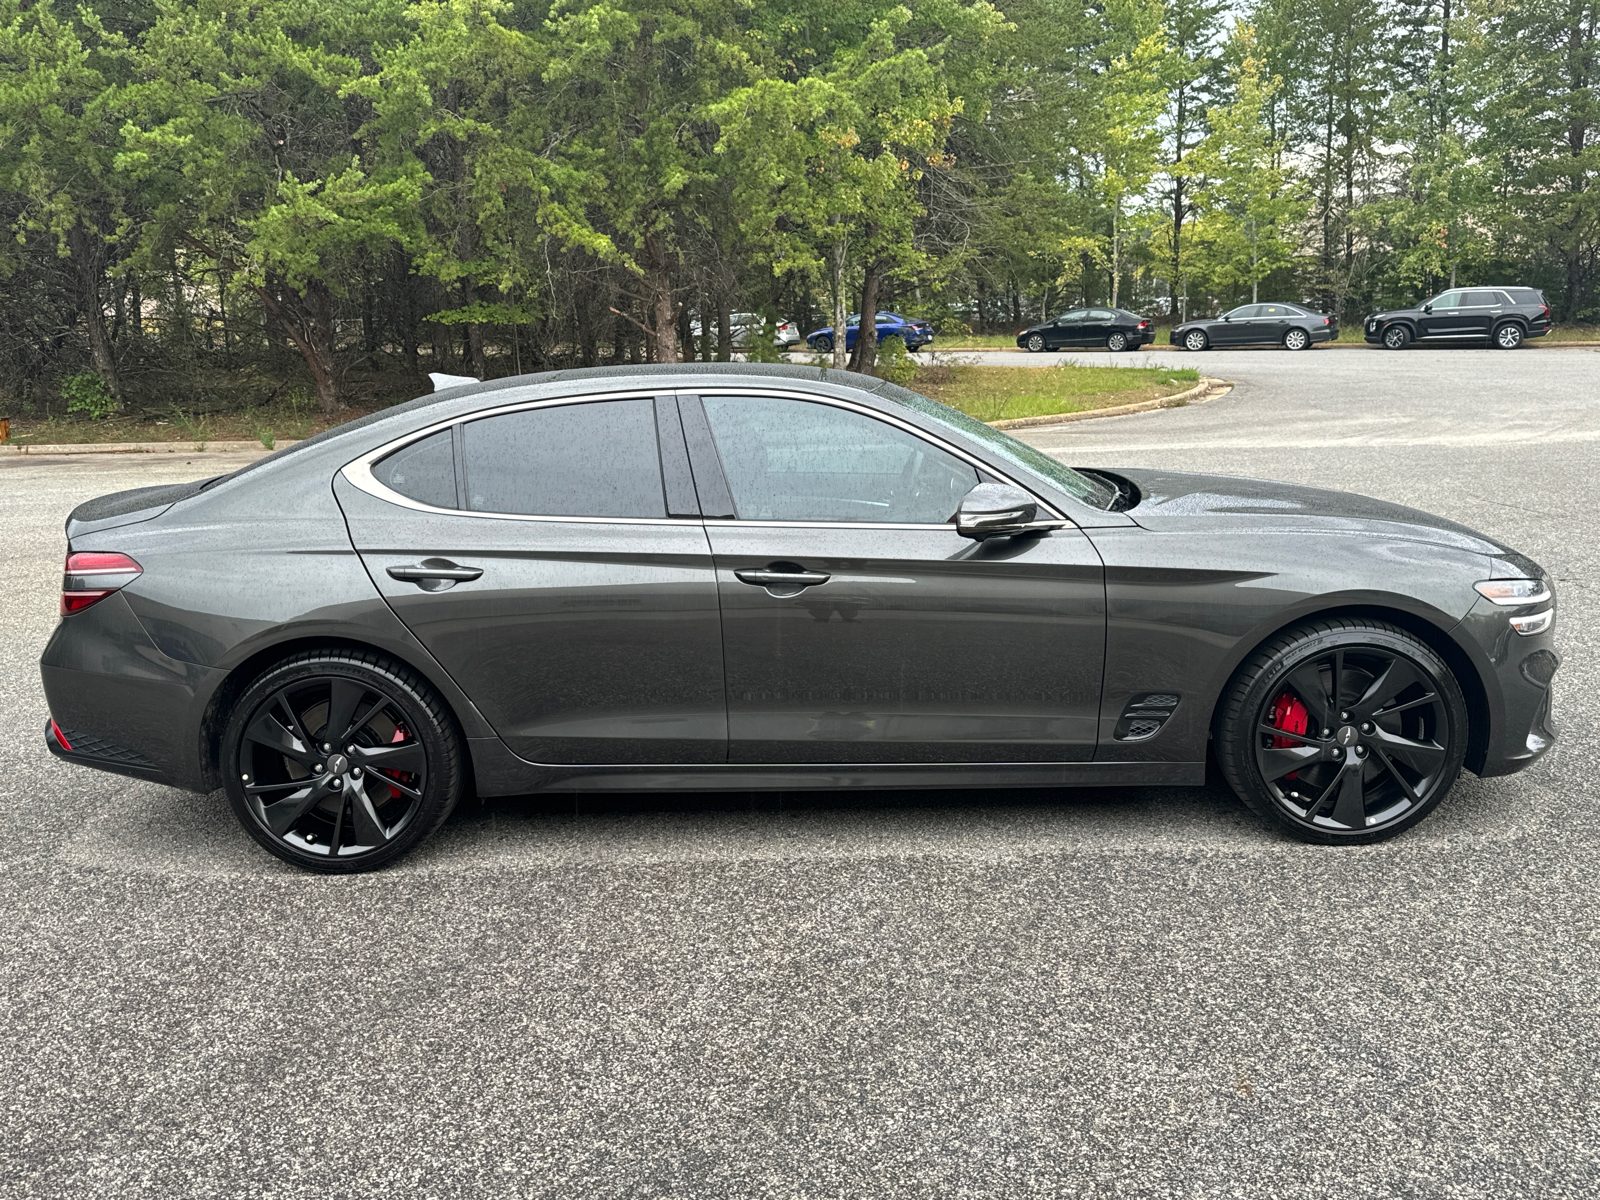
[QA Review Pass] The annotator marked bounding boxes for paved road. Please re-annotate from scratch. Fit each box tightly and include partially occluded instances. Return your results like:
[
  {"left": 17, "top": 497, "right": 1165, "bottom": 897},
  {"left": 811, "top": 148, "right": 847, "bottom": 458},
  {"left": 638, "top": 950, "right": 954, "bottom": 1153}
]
[{"left": 2, "top": 350, "right": 1596, "bottom": 1198}]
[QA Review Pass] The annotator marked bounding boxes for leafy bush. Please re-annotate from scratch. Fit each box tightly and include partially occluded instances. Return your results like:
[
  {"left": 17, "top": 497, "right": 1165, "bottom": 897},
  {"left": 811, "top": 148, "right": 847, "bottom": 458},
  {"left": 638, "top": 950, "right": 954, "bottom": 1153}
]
[
  {"left": 874, "top": 335, "right": 918, "bottom": 386},
  {"left": 745, "top": 315, "right": 785, "bottom": 364},
  {"left": 61, "top": 372, "right": 116, "bottom": 420}
]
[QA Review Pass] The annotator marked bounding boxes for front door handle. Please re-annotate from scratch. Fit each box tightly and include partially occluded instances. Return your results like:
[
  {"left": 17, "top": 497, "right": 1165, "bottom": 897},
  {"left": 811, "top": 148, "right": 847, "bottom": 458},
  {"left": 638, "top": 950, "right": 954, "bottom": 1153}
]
[
  {"left": 735, "top": 567, "right": 830, "bottom": 590},
  {"left": 387, "top": 558, "right": 483, "bottom": 591}
]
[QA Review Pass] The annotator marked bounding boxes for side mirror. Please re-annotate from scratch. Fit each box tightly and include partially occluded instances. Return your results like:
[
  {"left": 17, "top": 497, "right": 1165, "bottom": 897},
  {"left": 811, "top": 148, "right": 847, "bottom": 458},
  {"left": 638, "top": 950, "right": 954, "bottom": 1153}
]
[
  {"left": 1422, "top": 303, "right": 1433, "bottom": 313},
  {"left": 1222, "top": 314, "right": 1232, "bottom": 322},
  {"left": 957, "top": 482, "right": 1049, "bottom": 540}
]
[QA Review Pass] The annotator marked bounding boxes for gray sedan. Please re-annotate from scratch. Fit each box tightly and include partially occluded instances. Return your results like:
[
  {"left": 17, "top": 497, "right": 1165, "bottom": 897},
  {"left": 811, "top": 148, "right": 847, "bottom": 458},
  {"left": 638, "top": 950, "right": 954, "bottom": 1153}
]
[{"left": 41, "top": 364, "right": 1556, "bottom": 871}]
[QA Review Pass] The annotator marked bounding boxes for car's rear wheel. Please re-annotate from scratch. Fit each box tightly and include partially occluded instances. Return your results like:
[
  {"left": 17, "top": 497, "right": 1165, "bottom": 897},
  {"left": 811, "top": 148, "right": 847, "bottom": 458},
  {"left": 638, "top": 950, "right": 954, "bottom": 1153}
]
[
  {"left": 1107, "top": 331, "right": 1130, "bottom": 351},
  {"left": 1183, "top": 329, "right": 1208, "bottom": 351},
  {"left": 813, "top": 334, "right": 834, "bottom": 353},
  {"left": 1494, "top": 322, "right": 1524, "bottom": 350},
  {"left": 1382, "top": 324, "right": 1410, "bottom": 350},
  {"left": 1025, "top": 333, "right": 1046, "bottom": 352},
  {"left": 1215, "top": 619, "right": 1468, "bottom": 844},
  {"left": 1283, "top": 327, "right": 1310, "bottom": 351},
  {"left": 222, "top": 650, "right": 464, "bottom": 873}
]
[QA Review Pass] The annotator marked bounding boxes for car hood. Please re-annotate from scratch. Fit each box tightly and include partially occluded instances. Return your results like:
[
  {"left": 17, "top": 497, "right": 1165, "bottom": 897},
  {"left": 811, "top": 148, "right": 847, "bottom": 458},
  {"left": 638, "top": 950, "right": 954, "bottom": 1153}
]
[{"left": 1109, "top": 468, "right": 1508, "bottom": 555}]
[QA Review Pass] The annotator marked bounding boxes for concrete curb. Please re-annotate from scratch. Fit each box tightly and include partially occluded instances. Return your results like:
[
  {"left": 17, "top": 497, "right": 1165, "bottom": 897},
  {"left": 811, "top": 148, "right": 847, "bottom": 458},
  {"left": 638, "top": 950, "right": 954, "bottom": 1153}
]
[
  {"left": 2, "top": 439, "right": 298, "bottom": 456},
  {"left": 986, "top": 376, "right": 1232, "bottom": 430}
]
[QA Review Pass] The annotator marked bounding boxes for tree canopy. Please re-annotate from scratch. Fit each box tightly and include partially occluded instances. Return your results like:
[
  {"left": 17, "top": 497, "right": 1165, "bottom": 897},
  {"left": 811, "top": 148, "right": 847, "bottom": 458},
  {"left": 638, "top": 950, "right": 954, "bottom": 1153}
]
[{"left": 2, "top": 0, "right": 1594, "bottom": 413}]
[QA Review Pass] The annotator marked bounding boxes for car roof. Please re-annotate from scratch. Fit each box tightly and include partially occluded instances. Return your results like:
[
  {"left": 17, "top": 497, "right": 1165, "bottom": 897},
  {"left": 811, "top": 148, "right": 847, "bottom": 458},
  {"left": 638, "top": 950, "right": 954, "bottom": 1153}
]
[{"left": 219, "top": 363, "right": 890, "bottom": 486}]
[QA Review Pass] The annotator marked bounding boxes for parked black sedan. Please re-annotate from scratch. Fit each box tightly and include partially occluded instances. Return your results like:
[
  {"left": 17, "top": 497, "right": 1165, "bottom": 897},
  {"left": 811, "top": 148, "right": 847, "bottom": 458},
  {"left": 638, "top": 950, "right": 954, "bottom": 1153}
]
[
  {"left": 1171, "top": 302, "right": 1338, "bottom": 351},
  {"left": 43, "top": 364, "right": 1557, "bottom": 872},
  {"left": 1363, "top": 287, "right": 1551, "bottom": 350},
  {"left": 1016, "top": 307, "right": 1154, "bottom": 352}
]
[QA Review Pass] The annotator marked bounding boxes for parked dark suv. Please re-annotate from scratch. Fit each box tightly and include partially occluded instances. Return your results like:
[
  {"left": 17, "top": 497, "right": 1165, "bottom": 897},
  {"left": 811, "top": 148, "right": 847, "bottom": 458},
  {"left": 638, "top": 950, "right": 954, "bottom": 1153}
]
[{"left": 1364, "top": 287, "right": 1551, "bottom": 350}]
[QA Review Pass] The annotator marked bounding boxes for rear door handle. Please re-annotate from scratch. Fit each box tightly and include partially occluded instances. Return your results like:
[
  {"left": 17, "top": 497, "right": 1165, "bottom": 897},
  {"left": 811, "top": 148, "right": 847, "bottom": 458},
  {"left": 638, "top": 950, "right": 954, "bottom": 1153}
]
[
  {"left": 386, "top": 559, "right": 483, "bottom": 590},
  {"left": 735, "top": 568, "right": 830, "bottom": 589}
]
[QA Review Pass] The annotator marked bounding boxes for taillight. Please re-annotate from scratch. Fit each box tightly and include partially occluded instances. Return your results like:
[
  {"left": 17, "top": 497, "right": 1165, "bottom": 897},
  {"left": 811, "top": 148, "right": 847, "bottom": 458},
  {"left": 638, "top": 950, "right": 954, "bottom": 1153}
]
[
  {"left": 61, "top": 551, "right": 142, "bottom": 615},
  {"left": 1541, "top": 304, "right": 1551, "bottom": 321},
  {"left": 1138, "top": 319, "right": 1150, "bottom": 329},
  {"left": 1323, "top": 317, "right": 1331, "bottom": 325}
]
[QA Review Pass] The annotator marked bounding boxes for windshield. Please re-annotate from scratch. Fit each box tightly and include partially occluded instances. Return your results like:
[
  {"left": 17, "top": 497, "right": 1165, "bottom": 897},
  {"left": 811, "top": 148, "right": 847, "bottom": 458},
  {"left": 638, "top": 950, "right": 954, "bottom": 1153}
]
[{"left": 878, "top": 386, "right": 1119, "bottom": 510}]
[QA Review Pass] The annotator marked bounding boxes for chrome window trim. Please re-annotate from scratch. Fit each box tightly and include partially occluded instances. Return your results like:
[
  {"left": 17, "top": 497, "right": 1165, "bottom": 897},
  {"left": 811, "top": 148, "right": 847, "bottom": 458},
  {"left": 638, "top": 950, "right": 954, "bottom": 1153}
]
[
  {"left": 688, "top": 385, "right": 1069, "bottom": 521},
  {"left": 340, "top": 381, "right": 1070, "bottom": 524},
  {"left": 341, "top": 388, "right": 686, "bottom": 524}
]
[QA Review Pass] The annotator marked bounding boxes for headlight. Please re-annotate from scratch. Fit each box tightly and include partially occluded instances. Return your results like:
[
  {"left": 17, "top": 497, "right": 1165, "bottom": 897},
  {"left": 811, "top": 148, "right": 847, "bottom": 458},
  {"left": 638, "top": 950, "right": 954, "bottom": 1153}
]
[
  {"left": 1510, "top": 610, "right": 1554, "bottom": 636},
  {"left": 1476, "top": 578, "right": 1554, "bottom": 636},
  {"left": 1474, "top": 579, "right": 1552, "bottom": 606}
]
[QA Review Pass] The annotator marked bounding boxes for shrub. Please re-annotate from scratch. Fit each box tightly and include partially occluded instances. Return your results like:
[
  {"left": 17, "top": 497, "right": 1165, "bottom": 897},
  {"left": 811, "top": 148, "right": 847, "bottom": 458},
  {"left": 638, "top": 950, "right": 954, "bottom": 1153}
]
[
  {"left": 62, "top": 372, "right": 117, "bottom": 420},
  {"left": 874, "top": 335, "right": 918, "bottom": 386}
]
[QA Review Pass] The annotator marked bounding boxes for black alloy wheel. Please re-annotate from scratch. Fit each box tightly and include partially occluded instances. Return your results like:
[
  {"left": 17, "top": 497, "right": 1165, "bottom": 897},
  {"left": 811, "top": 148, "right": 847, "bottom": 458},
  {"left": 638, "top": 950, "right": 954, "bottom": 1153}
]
[
  {"left": 813, "top": 334, "right": 834, "bottom": 353},
  {"left": 1107, "top": 331, "right": 1130, "bottom": 351},
  {"left": 223, "top": 650, "right": 463, "bottom": 872},
  {"left": 1026, "top": 333, "right": 1046, "bottom": 352},
  {"left": 1183, "top": 329, "right": 1208, "bottom": 352},
  {"left": 1382, "top": 324, "right": 1410, "bottom": 350},
  {"left": 1216, "top": 619, "right": 1468, "bottom": 844},
  {"left": 1283, "top": 328, "right": 1310, "bottom": 351},
  {"left": 1494, "top": 323, "right": 1524, "bottom": 350}
]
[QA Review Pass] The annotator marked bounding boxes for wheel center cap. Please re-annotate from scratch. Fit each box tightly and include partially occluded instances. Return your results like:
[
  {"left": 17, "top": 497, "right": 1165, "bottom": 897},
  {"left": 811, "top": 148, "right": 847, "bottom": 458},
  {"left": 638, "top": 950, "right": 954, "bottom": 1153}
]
[
  {"left": 1335, "top": 726, "right": 1359, "bottom": 748},
  {"left": 326, "top": 753, "right": 350, "bottom": 778}
]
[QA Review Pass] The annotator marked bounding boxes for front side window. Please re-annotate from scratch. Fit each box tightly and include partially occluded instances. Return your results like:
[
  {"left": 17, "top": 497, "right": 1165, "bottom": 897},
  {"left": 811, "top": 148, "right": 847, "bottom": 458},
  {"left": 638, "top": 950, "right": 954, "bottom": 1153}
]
[
  {"left": 700, "top": 396, "right": 978, "bottom": 524},
  {"left": 1431, "top": 291, "right": 1463, "bottom": 308},
  {"left": 461, "top": 399, "right": 665, "bottom": 518},
  {"left": 1056, "top": 309, "right": 1088, "bottom": 325},
  {"left": 1225, "top": 305, "right": 1259, "bottom": 320}
]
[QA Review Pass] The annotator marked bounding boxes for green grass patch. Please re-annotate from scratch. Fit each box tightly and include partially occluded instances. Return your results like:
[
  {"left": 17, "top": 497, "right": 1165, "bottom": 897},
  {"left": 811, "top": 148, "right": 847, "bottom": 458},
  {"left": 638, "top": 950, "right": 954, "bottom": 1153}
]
[{"left": 911, "top": 362, "right": 1200, "bottom": 422}]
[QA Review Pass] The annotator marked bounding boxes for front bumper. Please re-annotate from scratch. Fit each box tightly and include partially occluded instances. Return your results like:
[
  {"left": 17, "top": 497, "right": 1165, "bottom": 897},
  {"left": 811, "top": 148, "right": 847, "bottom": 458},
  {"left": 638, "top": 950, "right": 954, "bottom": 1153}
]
[{"left": 1458, "top": 597, "right": 1560, "bottom": 777}]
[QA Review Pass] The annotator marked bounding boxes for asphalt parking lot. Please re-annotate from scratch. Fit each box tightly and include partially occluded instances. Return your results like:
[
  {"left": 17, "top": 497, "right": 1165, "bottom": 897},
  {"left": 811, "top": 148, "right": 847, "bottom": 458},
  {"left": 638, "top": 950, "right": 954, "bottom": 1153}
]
[{"left": 3, "top": 346, "right": 1596, "bottom": 1198}]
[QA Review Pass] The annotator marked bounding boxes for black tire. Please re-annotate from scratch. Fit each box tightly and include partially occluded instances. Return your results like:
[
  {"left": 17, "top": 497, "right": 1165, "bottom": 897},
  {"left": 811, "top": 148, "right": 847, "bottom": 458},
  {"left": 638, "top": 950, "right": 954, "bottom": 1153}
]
[
  {"left": 1025, "top": 333, "right": 1046, "bottom": 352},
  {"left": 1107, "top": 330, "right": 1130, "bottom": 352},
  {"left": 1215, "top": 619, "right": 1468, "bottom": 845},
  {"left": 1283, "top": 327, "right": 1311, "bottom": 351},
  {"left": 813, "top": 334, "right": 834, "bottom": 353},
  {"left": 1493, "top": 322, "right": 1524, "bottom": 350},
  {"left": 222, "top": 649, "right": 465, "bottom": 873},
  {"left": 1183, "top": 329, "right": 1208, "bottom": 352},
  {"left": 1382, "top": 324, "right": 1410, "bottom": 350}
]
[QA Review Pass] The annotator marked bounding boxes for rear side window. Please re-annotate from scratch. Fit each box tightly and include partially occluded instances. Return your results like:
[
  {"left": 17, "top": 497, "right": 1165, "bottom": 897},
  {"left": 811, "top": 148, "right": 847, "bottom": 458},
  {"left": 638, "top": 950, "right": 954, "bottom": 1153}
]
[
  {"left": 701, "top": 395, "right": 978, "bottom": 524},
  {"left": 1463, "top": 290, "right": 1500, "bottom": 306},
  {"left": 462, "top": 399, "right": 666, "bottom": 518},
  {"left": 1088, "top": 308, "right": 1116, "bottom": 321},
  {"left": 372, "top": 428, "right": 457, "bottom": 509}
]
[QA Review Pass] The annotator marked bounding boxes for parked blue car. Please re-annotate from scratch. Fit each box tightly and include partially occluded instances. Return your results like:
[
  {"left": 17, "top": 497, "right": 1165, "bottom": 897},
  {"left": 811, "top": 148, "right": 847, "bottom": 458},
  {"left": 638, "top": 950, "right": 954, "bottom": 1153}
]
[{"left": 805, "top": 312, "right": 935, "bottom": 353}]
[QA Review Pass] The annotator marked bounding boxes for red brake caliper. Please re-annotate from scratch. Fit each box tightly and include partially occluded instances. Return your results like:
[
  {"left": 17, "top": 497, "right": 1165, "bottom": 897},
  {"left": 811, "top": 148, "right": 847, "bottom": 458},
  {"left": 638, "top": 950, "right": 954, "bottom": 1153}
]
[
  {"left": 1269, "top": 691, "right": 1310, "bottom": 778},
  {"left": 383, "top": 725, "right": 408, "bottom": 800}
]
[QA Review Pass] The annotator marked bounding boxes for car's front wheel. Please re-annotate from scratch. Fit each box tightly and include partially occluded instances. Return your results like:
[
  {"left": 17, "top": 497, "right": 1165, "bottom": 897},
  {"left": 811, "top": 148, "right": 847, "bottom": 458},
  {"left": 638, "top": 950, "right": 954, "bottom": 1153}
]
[
  {"left": 1107, "top": 331, "right": 1130, "bottom": 352},
  {"left": 1283, "top": 327, "right": 1310, "bottom": 351},
  {"left": 1183, "top": 329, "right": 1208, "bottom": 352},
  {"left": 1025, "top": 333, "right": 1046, "bottom": 352},
  {"left": 1494, "top": 322, "right": 1524, "bottom": 350},
  {"left": 1382, "top": 324, "right": 1410, "bottom": 350},
  {"left": 222, "top": 650, "right": 464, "bottom": 873},
  {"left": 1215, "top": 619, "right": 1468, "bottom": 844}
]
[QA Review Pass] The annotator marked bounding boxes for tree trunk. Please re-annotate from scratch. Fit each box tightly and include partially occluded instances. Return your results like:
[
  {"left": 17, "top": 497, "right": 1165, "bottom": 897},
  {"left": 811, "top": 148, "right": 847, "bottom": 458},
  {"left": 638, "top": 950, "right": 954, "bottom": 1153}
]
[
  {"left": 849, "top": 258, "right": 883, "bottom": 373},
  {"left": 65, "top": 221, "right": 122, "bottom": 402},
  {"left": 716, "top": 298, "right": 732, "bottom": 362},
  {"left": 639, "top": 233, "right": 677, "bottom": 364},
  {"left": 257, "top": 276, "right": 341, "bottom": 413},
  {"left": 393, "top": 249, "right": 420, "bottom": 381},
  {"left": 829, "top": 235, "right": 850, "bottom": 369},
  {"left": 1110, "top": 201, "right": 1121, "bottom": 308}
]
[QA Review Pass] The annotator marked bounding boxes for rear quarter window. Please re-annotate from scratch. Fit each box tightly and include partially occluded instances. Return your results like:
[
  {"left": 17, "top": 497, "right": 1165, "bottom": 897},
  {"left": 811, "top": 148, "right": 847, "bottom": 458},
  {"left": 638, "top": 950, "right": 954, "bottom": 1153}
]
[{"left": 372, "top": 428, "right": 458, "bottom": 509}]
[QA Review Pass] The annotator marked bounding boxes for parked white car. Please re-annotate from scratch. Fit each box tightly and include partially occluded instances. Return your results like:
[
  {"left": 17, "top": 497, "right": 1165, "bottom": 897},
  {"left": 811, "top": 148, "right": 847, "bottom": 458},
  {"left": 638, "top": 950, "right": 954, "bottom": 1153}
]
[{"left": 688, "top": 312, "right": 802, "bottom": 348}]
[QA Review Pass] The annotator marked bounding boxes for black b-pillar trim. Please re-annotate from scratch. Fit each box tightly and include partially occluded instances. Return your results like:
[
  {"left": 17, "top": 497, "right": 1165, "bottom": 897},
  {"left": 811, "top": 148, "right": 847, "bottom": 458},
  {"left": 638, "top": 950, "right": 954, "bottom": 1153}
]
[{"left": 673, "top": 395, "right": 737, "bottom": 519}]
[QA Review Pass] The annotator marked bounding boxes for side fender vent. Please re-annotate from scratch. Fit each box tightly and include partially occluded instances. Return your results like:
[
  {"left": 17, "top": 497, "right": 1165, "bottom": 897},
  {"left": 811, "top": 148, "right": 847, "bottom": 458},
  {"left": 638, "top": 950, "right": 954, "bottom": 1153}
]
[{"left": 1114, "top": 693, "right": 1181, "bottom": 742}]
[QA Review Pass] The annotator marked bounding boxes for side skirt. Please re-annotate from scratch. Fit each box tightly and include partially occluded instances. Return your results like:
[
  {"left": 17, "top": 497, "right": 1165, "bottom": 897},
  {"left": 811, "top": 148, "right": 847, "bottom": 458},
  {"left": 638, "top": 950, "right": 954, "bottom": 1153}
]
[{"left": 467, "top": 737, "right": 1206, "bottom": 796}]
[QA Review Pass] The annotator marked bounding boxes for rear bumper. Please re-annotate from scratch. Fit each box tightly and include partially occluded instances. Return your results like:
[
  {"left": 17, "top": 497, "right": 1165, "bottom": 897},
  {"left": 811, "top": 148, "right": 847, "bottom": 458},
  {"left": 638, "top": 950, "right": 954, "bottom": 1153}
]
[{"left": 38, "top": 592, "right": 224, "bottom": 792}]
